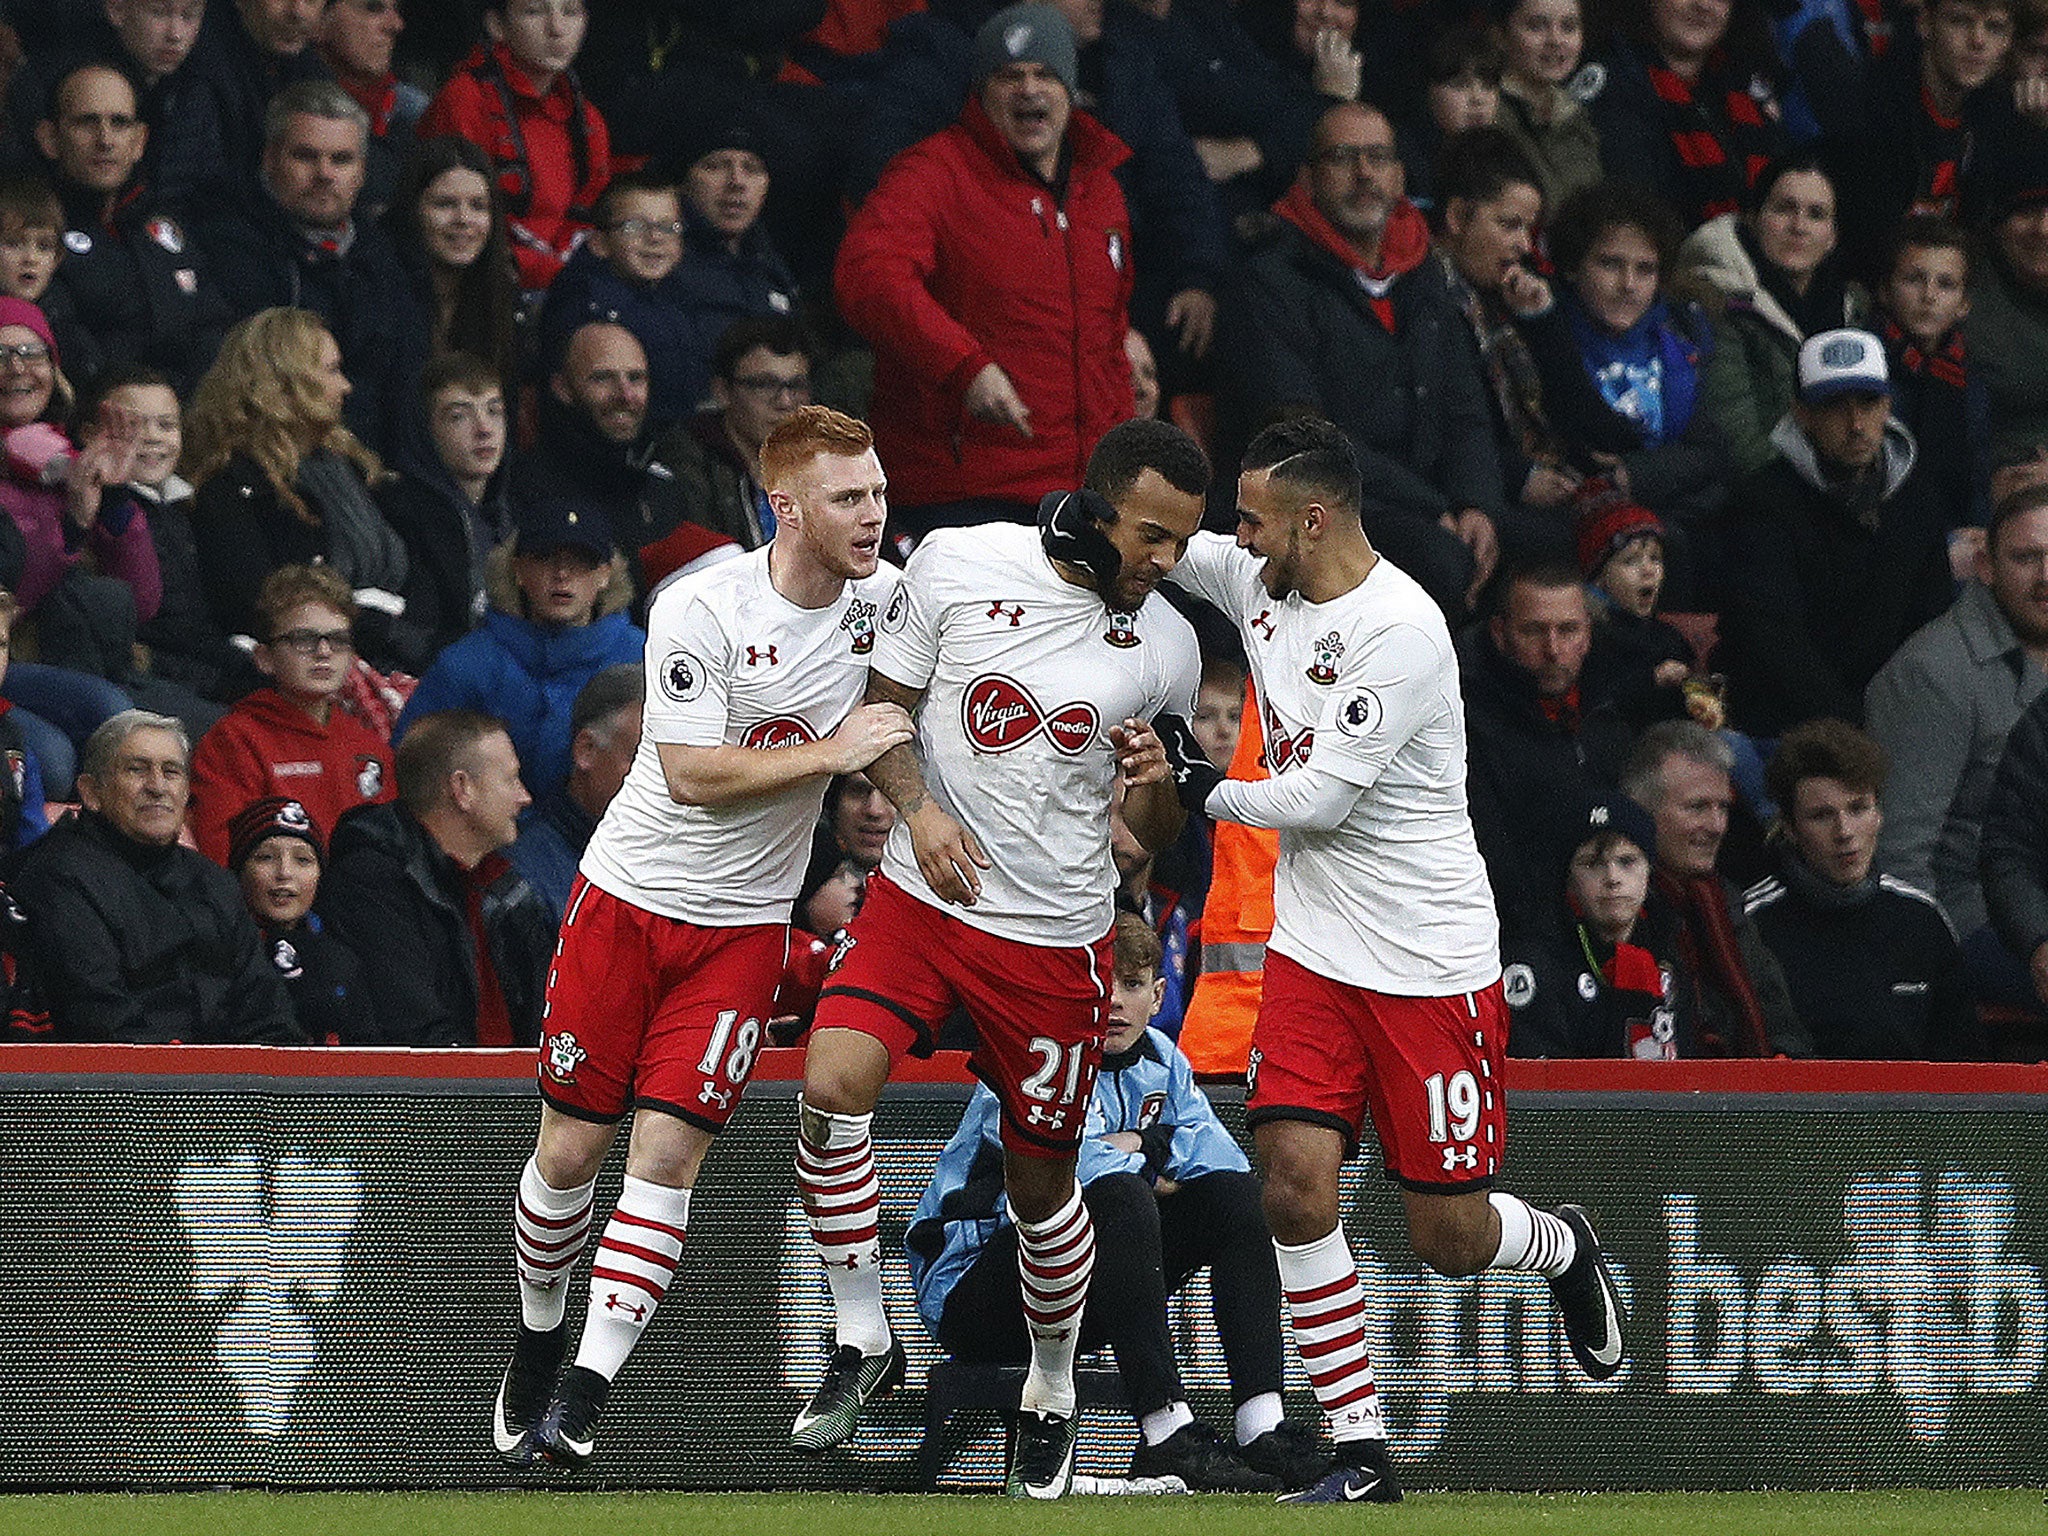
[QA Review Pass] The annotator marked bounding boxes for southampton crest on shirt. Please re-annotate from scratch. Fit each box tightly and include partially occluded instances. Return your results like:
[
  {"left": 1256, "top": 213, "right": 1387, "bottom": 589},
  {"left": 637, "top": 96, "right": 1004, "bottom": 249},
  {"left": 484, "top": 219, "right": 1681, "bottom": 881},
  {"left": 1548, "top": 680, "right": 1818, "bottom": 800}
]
[
  {"left": 841, "top": 597, "right": 877, "bottom": 654},
  {"left": 1306, "top": 630, "right": 1346, "bottom": 684},
  {"left": 1103, "top": 609, "right": 1141, "bottom": 648}
]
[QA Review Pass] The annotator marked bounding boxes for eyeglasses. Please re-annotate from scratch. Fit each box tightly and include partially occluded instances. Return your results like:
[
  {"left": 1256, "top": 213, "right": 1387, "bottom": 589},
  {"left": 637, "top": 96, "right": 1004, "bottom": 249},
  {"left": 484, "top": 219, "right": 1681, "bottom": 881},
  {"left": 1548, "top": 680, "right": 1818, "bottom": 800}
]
[
  {"left": 271, "top": 628, "right": 355, "bottom": 656},
  {"left": 732, "top": 374, "right": 810, "bottom": 401},
  {"left": 0, "top": 341, "right": 50, "bottom": 365},
  {"left": 608, "top": 218, "right": 684, "bottom": 241},
  {"left": 1313, "top": 144, "right": 1400, "bottom": 169}
]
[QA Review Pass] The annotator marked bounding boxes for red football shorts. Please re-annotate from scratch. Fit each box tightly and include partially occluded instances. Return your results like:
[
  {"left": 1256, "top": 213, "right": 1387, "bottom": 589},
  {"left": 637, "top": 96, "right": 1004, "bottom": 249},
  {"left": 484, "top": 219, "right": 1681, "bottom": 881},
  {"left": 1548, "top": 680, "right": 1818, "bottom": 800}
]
[
  {"left": 812, "top": 872, "right": 1113, "bottom": 1158},
  {"left": 538, "top": 876, "right": 788, "bottom": 1130},
  {"left": 1246, "top": 950, "right": 1508, "bottom": 1193}
]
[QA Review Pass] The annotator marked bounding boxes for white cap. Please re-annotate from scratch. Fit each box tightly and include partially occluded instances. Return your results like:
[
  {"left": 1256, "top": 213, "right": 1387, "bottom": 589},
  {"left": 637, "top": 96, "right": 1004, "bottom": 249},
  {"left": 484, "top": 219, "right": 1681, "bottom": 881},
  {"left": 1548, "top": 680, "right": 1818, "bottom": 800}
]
[{"left": 1797, "top": 329, "right": 1890, "bottom": 404}]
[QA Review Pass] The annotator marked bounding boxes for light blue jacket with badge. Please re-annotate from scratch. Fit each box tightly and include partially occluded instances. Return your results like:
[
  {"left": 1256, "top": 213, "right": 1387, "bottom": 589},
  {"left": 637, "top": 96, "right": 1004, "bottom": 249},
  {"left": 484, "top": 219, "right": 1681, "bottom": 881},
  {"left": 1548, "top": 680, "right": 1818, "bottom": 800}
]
[{"left": 905, "top": 1026, "right": 1249, "bottom": 1337}]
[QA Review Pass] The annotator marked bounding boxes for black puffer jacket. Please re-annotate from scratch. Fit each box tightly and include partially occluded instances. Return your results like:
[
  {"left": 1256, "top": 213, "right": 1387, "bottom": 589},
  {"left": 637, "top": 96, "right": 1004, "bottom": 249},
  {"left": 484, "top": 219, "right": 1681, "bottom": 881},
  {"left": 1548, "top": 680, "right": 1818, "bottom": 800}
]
[
  {"left": 316, "top": 801, "right": 552, "bottom": 1047},
  {"left": 11, "top": 809, "right": 299, "bottom": 1042}
]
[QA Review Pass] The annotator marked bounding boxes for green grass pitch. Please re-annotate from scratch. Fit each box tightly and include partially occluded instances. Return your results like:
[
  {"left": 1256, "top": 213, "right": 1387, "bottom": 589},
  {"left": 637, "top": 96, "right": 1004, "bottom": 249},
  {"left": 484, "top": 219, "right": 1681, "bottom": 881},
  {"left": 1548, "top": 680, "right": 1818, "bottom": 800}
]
[{"left": 0, "top": 1491, "right": 2040, "bottom": 1536}]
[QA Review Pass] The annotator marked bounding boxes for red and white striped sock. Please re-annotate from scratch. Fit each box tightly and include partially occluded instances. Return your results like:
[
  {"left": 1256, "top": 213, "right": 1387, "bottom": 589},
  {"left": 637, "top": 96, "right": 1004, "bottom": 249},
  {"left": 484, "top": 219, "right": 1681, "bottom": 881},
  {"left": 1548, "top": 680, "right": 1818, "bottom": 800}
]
[
  {"left": 1487, "top": 1192, "right": 1577, "bottom": 1278},
  {"left": 795, "top": 1100, "right": 891, "bottom": 1355},
  {"left": 1015, "top": 1182, "right": 1095, "bottom": 1418},
  {"left": 514, "top": 1157, "right": 595, "bottom": 1330},
  {"left": 1275, "top": 1227, "right": 1387, "bottom": 1444},
  {"left": 574, "top": 1176, "right": 690, "bottom": 1381}
]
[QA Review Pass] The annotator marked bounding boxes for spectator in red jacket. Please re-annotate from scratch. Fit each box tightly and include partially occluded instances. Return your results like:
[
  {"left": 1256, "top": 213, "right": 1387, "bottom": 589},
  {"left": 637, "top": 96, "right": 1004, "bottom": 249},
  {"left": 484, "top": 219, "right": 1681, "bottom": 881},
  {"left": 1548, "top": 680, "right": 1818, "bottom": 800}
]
[
  {"left": 834, "top": 3, "right": 1138, "bottom": 546},
  {"left": 188, "top": 563, "right": 396, "bottom": 867},
  {"left": 419, "top": 0, "right": 610, "bottom": 292}
]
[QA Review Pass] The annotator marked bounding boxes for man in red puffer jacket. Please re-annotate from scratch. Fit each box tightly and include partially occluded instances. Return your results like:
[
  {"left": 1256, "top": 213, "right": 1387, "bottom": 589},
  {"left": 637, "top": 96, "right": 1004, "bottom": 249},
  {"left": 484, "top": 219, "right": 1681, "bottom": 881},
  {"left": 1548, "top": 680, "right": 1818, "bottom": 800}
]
[{"left": 835, "top": 3, "right": 1137, "bottom": 549}]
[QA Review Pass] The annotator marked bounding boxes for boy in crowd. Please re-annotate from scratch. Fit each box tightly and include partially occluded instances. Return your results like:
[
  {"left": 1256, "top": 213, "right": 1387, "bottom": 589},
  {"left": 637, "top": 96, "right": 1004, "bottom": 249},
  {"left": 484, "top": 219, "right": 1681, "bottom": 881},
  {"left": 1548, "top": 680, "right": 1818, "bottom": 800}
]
[
  {"left": 0, "top": 175, "right": 88, "bottom": 376},
  {"left": 1189, "top": 655, "right": 1246, "bottom": 772},
  {"left": 227, "top": 795, "right": 376, "bottom": 1046},
  {"left": 81, "top": 364, "right": 250, "bottom": 716},
  {"left": 537, "top": 170, "right": 697, "bottom": 427},
  {"left": 379, "top": 352, "right": 514, "bottom": 655},
  {"left": 188, "top": 565, "right": 397, "bottom": 867},
  {"left": 1874, "top": 216, "right": 1990, "bottom": 545},
  {"left": 1505, "top": 795, "right": 1675, "bottom": 1059},
  {"left": 908, "top": 914, "right": 1326, "bottom": 1493}
]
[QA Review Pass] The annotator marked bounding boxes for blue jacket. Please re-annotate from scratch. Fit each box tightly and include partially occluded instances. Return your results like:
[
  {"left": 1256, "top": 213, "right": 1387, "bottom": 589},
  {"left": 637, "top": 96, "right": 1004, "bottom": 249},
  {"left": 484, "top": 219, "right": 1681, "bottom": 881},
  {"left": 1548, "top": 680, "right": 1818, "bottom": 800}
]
[
  {"left": 905, "top": 1027, "right": 1248, "bottom": 1337},
  {"left": 395, "top": 606, "right": 644, "bottom": 800}
]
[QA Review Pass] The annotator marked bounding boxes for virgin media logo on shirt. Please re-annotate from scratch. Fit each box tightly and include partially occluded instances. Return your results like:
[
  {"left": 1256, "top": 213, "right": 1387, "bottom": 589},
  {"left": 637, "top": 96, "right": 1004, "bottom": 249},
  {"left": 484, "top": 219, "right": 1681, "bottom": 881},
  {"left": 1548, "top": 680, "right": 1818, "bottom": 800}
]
[
  {"left": 742, "top": 716, "right": 818, "bottom": 751},
  {"left": 962, "top": 675, "right": 1098, "bottom": 756}
]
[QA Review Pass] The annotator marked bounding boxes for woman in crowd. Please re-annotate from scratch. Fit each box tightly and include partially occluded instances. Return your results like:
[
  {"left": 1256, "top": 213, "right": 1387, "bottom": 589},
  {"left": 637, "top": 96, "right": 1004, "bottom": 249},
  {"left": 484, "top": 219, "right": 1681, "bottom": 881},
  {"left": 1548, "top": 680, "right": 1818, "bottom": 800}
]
[
  {"left": 186, "top": 309, "right": 429, "bottom": 674},
  {"left": 1492, "top": 0, "right": 1603, "bottom": 210},
  {"left": 1683, "top": 152, "right": 1866, "bottom": 477},
  {"left": 386, "top": 135, "right": 522, "bottom": 388}
]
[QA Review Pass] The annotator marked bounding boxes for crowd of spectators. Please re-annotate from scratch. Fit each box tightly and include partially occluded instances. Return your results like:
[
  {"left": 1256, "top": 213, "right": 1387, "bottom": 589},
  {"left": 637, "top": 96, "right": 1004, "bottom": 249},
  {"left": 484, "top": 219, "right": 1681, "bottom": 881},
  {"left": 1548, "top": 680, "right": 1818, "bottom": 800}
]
[{"left": 0, "top": 0, "right": 2041, "bottom": 1063}]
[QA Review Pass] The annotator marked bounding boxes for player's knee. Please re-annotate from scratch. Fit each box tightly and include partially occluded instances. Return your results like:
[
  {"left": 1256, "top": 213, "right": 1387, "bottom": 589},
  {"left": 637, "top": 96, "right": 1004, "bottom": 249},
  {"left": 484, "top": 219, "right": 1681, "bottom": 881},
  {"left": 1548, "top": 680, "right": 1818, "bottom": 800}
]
[
  {"left": 1004, "top": 1158, "right": 1076, "bottom": 1225},
  {"left": 1408, "top": 1205, "right": 1492, "bottom": 1277},
  {"left": 1261, "top": 1163, "right": 1337, "bottom": 1246},
  {"left": 796, "top": 1096, "right": 872, "bottom": 1152}
]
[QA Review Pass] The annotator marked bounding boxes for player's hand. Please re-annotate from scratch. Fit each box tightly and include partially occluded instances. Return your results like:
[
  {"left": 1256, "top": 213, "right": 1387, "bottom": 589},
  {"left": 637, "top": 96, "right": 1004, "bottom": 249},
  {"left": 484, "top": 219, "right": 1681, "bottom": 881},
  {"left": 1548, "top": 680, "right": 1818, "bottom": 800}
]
[
  {"left": 1152, "top": 711, "right": 1224, "bottom": 815},
  {"left": 908, "top": 802, "right": 991, "bottom": 906},
  {"left": 825, "top": 702, "right": 915, "bottom": 773},
  {"left": 964, "top": 362, "right": 1033, "bottom": 439},
  {"left": 1111, "top": 718, "right": 1171, "bottom": 787}
]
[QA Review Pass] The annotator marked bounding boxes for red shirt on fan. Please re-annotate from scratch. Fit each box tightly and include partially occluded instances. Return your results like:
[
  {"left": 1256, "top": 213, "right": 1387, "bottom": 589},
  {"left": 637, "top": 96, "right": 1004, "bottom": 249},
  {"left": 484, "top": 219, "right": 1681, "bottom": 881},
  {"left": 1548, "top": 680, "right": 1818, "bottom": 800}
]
[
  {"left": 420, "top": 41, "right": 612, "bottom": 290},
  {"left": 189, "top": 687, "right": 396, "bottom": 868}
]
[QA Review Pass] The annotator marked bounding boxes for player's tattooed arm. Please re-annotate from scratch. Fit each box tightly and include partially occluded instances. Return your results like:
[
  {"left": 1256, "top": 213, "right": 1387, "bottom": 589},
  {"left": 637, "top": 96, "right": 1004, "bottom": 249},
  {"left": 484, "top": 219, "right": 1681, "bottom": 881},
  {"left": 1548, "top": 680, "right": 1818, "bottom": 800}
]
[{"left": 862, "top": 671, "right": 992, "bottom": 905}]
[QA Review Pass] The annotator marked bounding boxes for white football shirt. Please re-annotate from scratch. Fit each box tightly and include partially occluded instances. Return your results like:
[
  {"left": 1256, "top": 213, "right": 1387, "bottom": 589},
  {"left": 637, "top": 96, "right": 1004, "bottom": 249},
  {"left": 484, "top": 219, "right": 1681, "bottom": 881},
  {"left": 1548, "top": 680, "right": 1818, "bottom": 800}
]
[
  {"left": 580, "top": 548, "right": 902, "bottom": 924},
  {"left": 1169, "top": 532, "right": 1499, "bottom": 993},
  {"left": 873, "top": 524, "right": 1201, "bottom": 946}
]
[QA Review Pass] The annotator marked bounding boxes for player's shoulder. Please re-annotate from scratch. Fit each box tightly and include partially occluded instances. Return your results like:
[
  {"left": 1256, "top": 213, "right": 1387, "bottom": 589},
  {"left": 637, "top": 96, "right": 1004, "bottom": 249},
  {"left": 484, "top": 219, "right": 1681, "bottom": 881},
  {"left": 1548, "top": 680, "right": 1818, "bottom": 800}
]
[
  {"left": 647, "top": 545, "right": 766, "bottom": 635},
  {"left": 1340, "top": 558, "right": 1455, "bottom": 654},
  {"left": 907, "top": 523, "right": 1035, "bottom": 586}
]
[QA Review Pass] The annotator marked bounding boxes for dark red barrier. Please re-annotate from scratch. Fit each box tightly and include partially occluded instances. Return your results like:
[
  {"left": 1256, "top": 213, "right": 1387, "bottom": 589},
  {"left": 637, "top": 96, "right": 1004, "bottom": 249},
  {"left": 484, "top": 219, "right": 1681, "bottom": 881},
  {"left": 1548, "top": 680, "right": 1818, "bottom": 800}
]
[{"left": 1, "top": 1043, "right": 2042, "bottom": 1094}]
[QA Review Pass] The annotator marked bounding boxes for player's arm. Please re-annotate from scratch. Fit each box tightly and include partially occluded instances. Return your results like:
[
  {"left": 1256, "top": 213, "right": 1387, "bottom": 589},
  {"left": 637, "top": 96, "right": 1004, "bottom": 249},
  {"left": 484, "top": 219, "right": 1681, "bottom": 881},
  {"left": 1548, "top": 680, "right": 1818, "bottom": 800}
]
[
  {"left": 860, "top": 670, "right": 993, "bottom": 905},
  {"left": 1152, "top": 706, "right": 1365, "bottom": 831},
  {"left": 657, "top": 705, "right": 914, "bottom": 808},
  {"left": 1111, "top": 716, "right": 1187, "bottom": 851}
]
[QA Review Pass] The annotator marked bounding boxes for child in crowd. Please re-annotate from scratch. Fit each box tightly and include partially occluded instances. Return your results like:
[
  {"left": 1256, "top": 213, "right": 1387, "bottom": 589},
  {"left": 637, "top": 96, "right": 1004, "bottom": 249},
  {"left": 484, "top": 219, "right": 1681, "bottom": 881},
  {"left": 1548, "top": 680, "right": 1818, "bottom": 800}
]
[
  {"left": 1577, "top": 485, "right": 1776, "bottom": 820},
  {"left": 227, "top": 796, "right": 376, "bottom": 1046},
  {"left": 0, "top": 175, "right": 90, "bottom": 379},
  {"left": 419, "top": 0, "right": 610, "bottom": 293},
  {"left": 1190, "top": 655, "right": 1247, "bottom": 772},
  {"left": 1873, "top": 216, "right": 1991, "bottom": 559},
  {"left": 1575, "top": 488, "right": 1698, "bottom": 730},
  {"left": 1507, "top": 796, "right": 1678, "bottom": 1059},
  {"left": 77, "top": 364, "right": 247, "bottom": 727},
  {"left": 1403, "top": 24, "right": 1505, "bottom": 209},
  {"left": 0, "top": 589, "right": 48, "bottom": 852},
  {"left": 188, "top": 565, "right": 397, "bottom": 867},
  {"left": 537, "top": 170, "right": 696, "bottom": 425}
]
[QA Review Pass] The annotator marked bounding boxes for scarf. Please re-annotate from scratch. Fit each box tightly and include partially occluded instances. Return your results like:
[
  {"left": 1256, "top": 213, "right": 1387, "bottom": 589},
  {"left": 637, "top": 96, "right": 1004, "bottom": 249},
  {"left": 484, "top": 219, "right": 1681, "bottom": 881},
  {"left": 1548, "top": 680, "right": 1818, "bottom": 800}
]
[
  {"left": 1737, "top": 220, "right": 1850, "bottom": 343},
  {"left": 1574, "top": 920, "right": 1671, "bottom": 1059},
  {"left": 1652, "top": 869, "right": 1772, "bottom": 1057},
  {"left": 1645, "top": 52, "right": 1774, "bottom": 218},
  {"left": 295, "top": 449, "right": 408, "bottom": 596},
  {"left": 1273, "top": 180, "right": 1431, "bottom": 333},
  {"left": 1879, "top": 314, "right": 1967, "bottom": 391},
  {"left": 1440, "top": 253, "right": 1565, "bottom": 467}
]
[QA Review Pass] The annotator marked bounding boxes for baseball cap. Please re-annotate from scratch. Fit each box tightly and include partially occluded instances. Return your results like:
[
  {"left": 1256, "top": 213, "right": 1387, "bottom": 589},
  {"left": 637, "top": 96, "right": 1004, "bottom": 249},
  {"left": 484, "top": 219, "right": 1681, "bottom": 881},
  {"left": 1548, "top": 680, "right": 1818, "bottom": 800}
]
[
  {"left": 1797, "top": 329, "right": 1890, "bottom": 405},
  {"left": 513, "top": 498, "right": 615, "bottom": 562}
]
